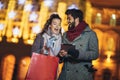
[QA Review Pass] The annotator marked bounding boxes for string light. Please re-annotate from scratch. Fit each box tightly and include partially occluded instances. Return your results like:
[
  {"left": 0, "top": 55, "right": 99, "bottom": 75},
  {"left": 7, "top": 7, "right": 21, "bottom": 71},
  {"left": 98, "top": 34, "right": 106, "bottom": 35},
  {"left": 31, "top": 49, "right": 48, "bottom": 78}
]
[
  {"left": 29, "top": 12, "right": 38, "bottom": 22},
  {"left": 18, "top": 0, "right": 26, "bottom": 5},
  {"left": 68, "top": 4, "right": 78, "bottom": 9},
  {"left": 32, "top": 25, "right": 41, "bottom": 34},
  {"left": 0, "top": 24, "right": 4, "bottom": 30},
  {"left": 24, "top": 4, "right": 33, "bottom": 11},
  {"left": 44, "top": 0, "right": 54, "bottom": 7},
  {"left": 0, "top": 2, "right": 3, "bottom": 10},
  {"left": 8, "top": 11, "right": 16, "bottom": 19},
  {"left": 12, "top": 27, "right": 20, "bottom": 37}
]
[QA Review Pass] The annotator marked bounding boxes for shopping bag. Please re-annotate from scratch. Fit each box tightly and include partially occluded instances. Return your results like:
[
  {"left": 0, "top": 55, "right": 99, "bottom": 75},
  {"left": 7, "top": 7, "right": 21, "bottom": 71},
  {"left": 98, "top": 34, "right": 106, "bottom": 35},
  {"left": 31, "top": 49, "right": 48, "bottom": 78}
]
[{"left": 25, "top": 53, "right": 59, "bottom": 80}]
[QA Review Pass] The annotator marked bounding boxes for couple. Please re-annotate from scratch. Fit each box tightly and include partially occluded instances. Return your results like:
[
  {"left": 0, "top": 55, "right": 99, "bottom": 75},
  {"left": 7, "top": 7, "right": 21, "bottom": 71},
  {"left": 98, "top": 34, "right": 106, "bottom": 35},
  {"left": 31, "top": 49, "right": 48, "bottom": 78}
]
[{"left": 32, "top": 8, "right": 99, "bottom": 80}]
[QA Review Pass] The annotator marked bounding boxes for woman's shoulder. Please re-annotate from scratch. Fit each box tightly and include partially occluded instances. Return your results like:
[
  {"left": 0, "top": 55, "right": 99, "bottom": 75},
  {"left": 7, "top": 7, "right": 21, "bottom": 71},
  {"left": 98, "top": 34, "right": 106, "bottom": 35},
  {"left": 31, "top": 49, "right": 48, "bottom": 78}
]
[
  {"left": 37, "top": 33, "right": 42, "bottom": 36},
  {"left": 35, "top": 33, "right": 44, "bottom": 39}
]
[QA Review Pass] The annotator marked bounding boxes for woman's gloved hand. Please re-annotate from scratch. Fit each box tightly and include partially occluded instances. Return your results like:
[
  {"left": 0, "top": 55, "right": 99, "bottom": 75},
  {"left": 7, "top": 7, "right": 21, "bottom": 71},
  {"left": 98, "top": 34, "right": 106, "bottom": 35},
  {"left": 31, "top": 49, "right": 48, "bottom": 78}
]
[
  {"left": 68, "top": 46, "right": 79, "bottom": 58},
  {"left": 46, "top": 36, "right": 57, "bottom": 48}
]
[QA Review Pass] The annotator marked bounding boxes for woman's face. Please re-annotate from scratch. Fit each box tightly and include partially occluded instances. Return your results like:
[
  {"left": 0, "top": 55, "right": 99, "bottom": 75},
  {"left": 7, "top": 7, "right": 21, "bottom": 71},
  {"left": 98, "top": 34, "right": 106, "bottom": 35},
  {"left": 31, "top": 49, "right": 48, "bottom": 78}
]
[{"left": 49, "top": 18, "right": 61, "bottom": 35}]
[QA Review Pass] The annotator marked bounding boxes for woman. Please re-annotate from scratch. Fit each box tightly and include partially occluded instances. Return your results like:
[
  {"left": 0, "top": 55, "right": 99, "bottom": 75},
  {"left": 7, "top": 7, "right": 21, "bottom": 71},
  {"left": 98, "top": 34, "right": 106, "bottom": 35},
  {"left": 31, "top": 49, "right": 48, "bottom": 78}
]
[
  {"left": 26, "top": 14, "right": 62, "bottom": 80},
  {"left": 32, "top": 13, "right": 62, "bottom": 56}
]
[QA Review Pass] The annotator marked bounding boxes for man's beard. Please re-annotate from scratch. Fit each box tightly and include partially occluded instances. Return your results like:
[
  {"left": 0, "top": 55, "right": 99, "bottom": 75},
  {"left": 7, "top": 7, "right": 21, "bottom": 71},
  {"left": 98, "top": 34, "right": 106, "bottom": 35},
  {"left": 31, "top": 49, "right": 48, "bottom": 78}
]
[{"left": 68, "top": 22, "right": 75, "bottom": 30}]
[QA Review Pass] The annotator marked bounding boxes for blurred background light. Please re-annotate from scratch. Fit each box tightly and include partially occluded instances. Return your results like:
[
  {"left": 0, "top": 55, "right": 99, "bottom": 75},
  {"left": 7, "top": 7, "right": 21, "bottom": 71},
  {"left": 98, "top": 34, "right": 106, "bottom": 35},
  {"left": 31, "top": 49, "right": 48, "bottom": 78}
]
[
  {"left": 8, "top": 11, "right": 16, "bottom": 19},
  {"left": 0, "top": 2, "right": 4, "bottom": 10},
  {"left": 29, "top": 12, "right": 38, "bottom": 22},
  {"left": 18, "top": 0, "right": 26, "bottom": 5},
  {"left": 32, "top": 25, "right": 41, "bottom": 34},
  {"left": 24, "top": 4, "right": 33, "bottom": 11},
  {"left": 12, "top": 27, "right": 20, "bottom": 36},
  {"left": 44, "top": 0, "right": 54, "bottom": 7},
  {"left": 68, "top": 4, "right": 78, "bottom": 9},
  {"left": 0, "top": 24, "right": 4, "bottom": 30}
]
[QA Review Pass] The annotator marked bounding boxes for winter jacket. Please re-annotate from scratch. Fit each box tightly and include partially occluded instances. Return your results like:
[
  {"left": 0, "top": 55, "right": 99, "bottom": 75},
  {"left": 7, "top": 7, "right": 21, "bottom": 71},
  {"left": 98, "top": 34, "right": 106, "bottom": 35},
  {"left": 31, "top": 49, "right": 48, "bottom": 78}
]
[{"left": 58, "top": 26, "right": 99, "bottom": 80}]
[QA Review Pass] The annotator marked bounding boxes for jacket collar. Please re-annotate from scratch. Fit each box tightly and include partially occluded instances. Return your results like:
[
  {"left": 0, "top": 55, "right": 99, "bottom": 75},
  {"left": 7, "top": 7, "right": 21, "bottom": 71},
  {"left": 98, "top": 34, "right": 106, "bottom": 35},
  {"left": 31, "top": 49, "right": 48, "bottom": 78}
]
[
  {"left": 83, "top": 26, "right": 91, "bottom": 32},
  {"left": 63, "top": 26, "right": 91, "bottom": 43}
]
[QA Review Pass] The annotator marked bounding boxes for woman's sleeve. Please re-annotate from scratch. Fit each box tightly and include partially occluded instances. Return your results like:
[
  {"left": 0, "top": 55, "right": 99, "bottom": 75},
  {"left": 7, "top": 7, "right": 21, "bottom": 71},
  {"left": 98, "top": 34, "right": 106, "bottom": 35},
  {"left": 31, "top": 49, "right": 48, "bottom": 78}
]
[{"left": 31, "top": 33, "right": 44, "bottom": 54}]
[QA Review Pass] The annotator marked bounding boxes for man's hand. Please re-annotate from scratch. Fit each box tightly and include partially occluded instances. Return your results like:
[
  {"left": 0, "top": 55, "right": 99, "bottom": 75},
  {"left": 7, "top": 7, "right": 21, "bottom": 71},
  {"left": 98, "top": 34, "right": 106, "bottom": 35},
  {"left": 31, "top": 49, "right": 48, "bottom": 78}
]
[{"left": 59, "top": 50, "right": 67, "bottom": 57}]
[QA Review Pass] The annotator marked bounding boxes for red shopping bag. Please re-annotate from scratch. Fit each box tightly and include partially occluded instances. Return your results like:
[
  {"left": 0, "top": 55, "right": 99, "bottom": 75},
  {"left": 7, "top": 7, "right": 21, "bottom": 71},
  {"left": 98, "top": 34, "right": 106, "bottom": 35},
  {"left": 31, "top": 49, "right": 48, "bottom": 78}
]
[{"left": 25, "top": 53, "right": 59, "bottom": 80}]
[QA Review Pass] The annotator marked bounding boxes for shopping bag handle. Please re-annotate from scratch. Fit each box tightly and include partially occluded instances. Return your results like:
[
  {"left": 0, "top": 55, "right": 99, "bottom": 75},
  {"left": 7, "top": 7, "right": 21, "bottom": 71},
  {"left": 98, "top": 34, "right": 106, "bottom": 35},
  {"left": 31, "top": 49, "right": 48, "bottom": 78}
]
[{"left": 40, "top": 46, "right": 51, "bottom": 56}]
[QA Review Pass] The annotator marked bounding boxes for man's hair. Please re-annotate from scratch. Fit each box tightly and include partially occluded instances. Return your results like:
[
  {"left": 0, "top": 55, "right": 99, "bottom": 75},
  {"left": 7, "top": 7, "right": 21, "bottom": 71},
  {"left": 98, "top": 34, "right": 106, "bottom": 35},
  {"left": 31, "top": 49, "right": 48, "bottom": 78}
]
[{"left": 65, "top": 8, "right": 83, "bottom": 22}]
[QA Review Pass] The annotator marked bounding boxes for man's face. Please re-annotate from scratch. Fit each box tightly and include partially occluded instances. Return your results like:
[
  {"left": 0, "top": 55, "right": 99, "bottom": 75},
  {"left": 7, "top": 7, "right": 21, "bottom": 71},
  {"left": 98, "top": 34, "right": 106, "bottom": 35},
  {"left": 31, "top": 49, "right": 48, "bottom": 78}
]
[{"left": 67, "top": 14, "right": 75, "bottom": 30}]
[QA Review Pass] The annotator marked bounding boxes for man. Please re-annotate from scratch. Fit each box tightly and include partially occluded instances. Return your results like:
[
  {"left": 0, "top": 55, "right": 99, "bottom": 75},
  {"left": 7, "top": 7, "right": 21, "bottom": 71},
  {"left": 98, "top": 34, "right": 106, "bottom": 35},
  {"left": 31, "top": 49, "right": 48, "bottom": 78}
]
[{"left": 58, "top": 9, "right": 99, "bottom": 80}]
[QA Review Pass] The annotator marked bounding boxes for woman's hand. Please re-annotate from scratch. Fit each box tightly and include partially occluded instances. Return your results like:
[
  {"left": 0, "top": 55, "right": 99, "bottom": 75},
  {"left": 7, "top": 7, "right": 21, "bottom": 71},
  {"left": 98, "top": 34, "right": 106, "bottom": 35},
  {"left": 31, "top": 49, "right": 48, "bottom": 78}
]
[{"left": 59, "top": 50, "right": 67, "bottom": 57}]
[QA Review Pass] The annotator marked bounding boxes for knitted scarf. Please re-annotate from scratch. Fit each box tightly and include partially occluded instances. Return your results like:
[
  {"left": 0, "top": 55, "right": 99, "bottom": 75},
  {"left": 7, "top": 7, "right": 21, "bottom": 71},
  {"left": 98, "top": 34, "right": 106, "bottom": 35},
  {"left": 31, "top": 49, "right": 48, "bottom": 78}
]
[
  {"left": 42, "top": 28, "right": 62, "bottom": 56},
  {"left": 67, "top": 21, "right": 88, "bottom": 41}
]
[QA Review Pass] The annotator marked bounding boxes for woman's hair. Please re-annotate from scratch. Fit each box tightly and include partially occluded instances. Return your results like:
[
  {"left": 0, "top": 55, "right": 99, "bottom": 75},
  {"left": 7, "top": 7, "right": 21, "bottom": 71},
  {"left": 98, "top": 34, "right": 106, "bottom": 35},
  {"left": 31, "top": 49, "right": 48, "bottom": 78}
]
[
  {"left": 65, "top": 8, "right": 83, "bottom": 22},
  {"left": 41, "top": 13, "right": 61, "bottom": 34}
]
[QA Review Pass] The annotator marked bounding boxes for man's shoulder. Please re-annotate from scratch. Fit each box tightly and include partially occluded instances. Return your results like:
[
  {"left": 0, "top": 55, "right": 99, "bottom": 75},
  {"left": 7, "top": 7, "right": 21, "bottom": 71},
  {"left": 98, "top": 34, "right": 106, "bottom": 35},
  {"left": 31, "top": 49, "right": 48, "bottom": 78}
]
[
  {"left": 62, "top": 31, "right": 67, "bottom": 36},
  {"left": 84, "top": 26, "right": 91, "bottom": 31}
]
